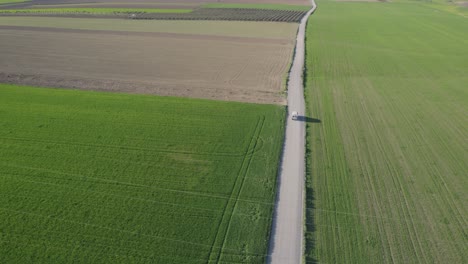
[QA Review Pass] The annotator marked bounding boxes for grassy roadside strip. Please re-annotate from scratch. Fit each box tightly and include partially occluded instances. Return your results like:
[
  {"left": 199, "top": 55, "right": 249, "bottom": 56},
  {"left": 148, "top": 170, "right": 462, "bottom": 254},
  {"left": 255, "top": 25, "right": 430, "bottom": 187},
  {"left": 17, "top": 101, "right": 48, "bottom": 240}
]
[
  {"left": 0, "top": 8, "right": 193, "bottom": 14},
  {"left": 203, "top": 3, "right": 310, "bottom": 11}
]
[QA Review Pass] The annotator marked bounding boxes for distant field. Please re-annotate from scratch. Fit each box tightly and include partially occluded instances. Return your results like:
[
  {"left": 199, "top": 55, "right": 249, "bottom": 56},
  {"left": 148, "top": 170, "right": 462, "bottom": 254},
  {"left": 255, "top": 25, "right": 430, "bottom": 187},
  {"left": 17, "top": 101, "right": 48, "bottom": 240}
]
[
  {"left": 305, "top": 1, "right": 467, "bottom": 263},
  {"left": 22, "top": 2, "right": 311, "bottom": 11},
  {"left": 0, "top": 6, "right": 308, "bottom": 22},
  {"left": 0, "top": 84, "right": 285, "bottom": 263},
  {"left": 19, "top": 0, "right": 311, "bottom": 6},
  {"left": 124, "top": 8, "right": 308, "bottom": 22},
  {"left": 18, "top": 3, "right": 201, "bottom": 9},
  {"left": 0, "top": 8, "right": 193, "bottom": 14},
  {"left": 0, "top": 0, "right": 25, "bottom": 4},
  {"left": 203, "top": 3, "right": 310, "bottom": 11},
  {"left": 0, "top": 19, "right": 297, "bottom": 104},
  {"left": 0, "top": 0, "right": 311, "bottom": 22},
  {"left": 0, "top": 17, "right": 297, "bottom": 38},
  {"left": 0, "top": 0, "right": 311, "bottom": 10}
]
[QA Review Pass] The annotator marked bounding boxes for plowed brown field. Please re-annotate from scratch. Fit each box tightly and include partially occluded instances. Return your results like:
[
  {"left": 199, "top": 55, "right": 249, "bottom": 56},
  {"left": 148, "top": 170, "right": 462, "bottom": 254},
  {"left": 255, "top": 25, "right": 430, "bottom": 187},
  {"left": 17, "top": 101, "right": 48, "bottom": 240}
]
[{"left": 0, "top": 20, "right": 298, "bottom": 104}]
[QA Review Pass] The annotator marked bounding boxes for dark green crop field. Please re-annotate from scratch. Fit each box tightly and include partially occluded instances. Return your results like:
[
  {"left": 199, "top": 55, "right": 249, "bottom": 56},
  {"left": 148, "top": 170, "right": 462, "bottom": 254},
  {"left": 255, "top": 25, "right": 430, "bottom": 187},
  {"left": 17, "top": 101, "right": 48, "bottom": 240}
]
[
  {"left": 0, "top": 84, "right": 285, "bottom": 263},
  {"left": 305, "top": 1, "right": 467, "bottom": 263}
]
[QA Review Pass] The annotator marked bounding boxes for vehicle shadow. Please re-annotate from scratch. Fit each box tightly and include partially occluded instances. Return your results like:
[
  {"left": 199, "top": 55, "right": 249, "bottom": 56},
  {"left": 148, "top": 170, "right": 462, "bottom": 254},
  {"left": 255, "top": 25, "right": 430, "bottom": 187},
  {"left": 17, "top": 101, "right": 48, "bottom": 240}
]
[{"left": 297, "top": 115, "right": 321, "bottom": 123}]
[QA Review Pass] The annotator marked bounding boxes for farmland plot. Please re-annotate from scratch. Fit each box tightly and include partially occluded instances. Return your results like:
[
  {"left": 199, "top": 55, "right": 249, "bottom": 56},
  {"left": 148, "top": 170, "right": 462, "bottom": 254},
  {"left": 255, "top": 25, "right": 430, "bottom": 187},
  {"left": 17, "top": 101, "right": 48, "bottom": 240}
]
[
  {"left": 304, "top": 1, "right": 467, "bottom": 263},
  {"left": 130, "top": 8, "right": 308, "bottom": 22},
  {"left": 0, "top": 84, "right": 285, "bottom": 263},
  {"left": 0, "top": 20, "right": 298, "bottom": 104},
  {"left": 0, "top": 17, "right": 298, "bottom": 38},
  {"left": 0, "top": 0, "right": 25, "bottom": 4},
  {"left": 0, "top": 4, "right": 309, "bottom": 22},
  {"left": 7, "top": 0, "right": 311, "bottom": 7},
  {"left": 0, "top": 8, "right": 193, "bottom": 14},
  {"left": 0, "top": 8, "right": 308, "bottom": 23}
]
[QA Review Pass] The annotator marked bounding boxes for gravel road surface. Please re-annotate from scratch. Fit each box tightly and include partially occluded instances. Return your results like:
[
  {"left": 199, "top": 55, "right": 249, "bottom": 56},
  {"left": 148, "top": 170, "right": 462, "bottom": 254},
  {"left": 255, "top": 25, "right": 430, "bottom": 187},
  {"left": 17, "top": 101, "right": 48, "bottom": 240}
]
[{"left": 267, "top": 1, "right": 316, "bottom": 263}]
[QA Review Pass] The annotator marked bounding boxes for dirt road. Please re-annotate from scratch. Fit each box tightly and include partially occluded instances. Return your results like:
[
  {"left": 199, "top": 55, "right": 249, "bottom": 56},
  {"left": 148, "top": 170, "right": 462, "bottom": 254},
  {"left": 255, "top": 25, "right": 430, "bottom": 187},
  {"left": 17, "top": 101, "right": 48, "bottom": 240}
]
[{"left": 267, "top": 0, "right": 316, "bottom": 263}]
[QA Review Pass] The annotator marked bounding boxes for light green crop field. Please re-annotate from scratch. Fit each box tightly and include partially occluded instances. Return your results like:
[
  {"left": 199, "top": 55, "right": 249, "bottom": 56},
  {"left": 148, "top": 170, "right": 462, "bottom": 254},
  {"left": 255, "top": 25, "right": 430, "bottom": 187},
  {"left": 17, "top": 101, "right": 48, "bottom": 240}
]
[
  {"left": 0, "top": 8, "right": 193, "bottom": 14},
  {"left": 0, "top": 0, "right": 25, "bottom": 5},
  {"left": 26, "top": 3, "right": 200, "bottom": 9},
  {"left": 203, "top": 3, "right": 310, "bottom": 11},
  {"left": 0, "top": 85, "right": 285, "bottom": 263},
  {"left": 305, "top": 1, "right": 467, "bottom": 263}
]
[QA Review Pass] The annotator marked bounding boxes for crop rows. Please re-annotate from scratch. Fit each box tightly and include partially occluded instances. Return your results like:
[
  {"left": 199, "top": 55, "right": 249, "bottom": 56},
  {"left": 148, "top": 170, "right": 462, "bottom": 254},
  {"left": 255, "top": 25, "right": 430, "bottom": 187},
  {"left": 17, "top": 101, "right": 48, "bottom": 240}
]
[
  {"left": 304, "top": 1, "right": 468, "bottom": 263},
  {"left": 0, "top": 8, "right": 308, "bottom": 22},
  {"left": 0, "top": 8, "right": 192, "bottom": 14},
  {"left": 131, "top": 8, "right": 308, "bottom": 22},
  {"left": 0, "top": 84, "right": 285, "bottom": 263}
]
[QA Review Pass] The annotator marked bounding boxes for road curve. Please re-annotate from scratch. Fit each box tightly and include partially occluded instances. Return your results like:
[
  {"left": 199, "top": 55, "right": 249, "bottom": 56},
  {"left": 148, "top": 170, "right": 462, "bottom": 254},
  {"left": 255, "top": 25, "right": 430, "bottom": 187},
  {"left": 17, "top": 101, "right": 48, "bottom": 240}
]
[{"left": 267, "top": 1, "right": 316, "bottom": 264}]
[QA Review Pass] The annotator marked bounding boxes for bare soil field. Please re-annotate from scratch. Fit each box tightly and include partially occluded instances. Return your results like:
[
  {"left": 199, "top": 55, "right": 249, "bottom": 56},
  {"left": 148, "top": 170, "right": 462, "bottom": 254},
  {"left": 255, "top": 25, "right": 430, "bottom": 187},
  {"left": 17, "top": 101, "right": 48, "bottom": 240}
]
[
  {"left": 0, "top": 17, "right": 298, "bottom": 38},
  {"left": 0, "top": 23, "right": 297, "bottom": 104}
]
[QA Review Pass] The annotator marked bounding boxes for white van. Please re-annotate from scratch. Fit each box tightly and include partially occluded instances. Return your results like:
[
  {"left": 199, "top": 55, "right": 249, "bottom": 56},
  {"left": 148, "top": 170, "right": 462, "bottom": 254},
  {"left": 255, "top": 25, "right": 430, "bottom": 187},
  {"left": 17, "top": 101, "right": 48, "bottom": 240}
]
[{"left": 291, "top": 111, "right": 298, "bottom": 120}]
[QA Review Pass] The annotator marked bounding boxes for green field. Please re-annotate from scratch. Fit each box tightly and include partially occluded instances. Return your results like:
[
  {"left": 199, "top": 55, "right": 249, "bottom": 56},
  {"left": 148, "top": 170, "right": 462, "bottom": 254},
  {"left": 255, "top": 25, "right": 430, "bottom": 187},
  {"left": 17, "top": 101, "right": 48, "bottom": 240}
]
[
  {"left": 0, "top": 0, "right": 25, "bottom": 5},
  {"left": 0, "top": 8, "right": 193, "bottom": 14},
  {"left": 203, "top": 3, "right": 310, "bottom": 11},
  {"left": 0, "top": 85, "right": 285, "bottom": 263},
  {"left": 305, "top": 1, "right": 467, "bottom": 263}
]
